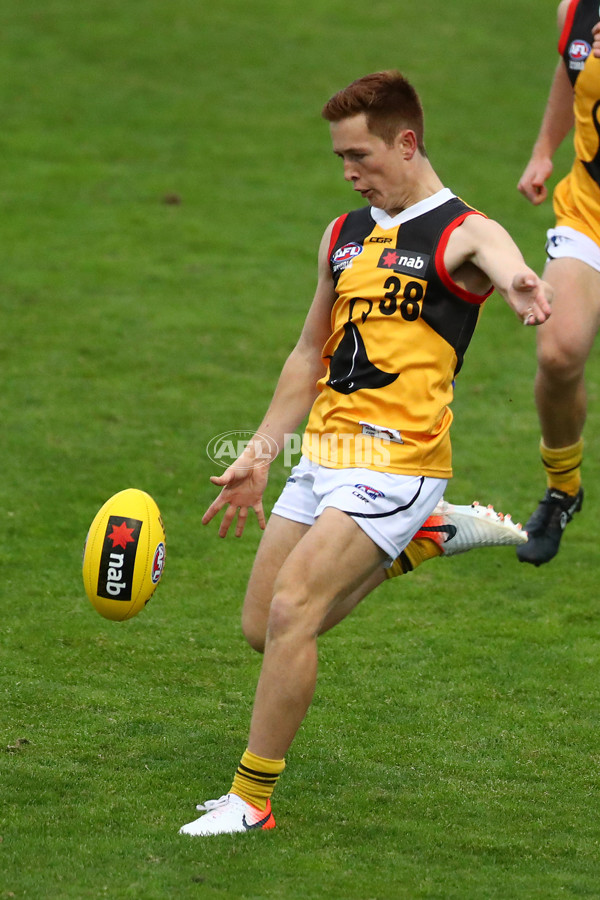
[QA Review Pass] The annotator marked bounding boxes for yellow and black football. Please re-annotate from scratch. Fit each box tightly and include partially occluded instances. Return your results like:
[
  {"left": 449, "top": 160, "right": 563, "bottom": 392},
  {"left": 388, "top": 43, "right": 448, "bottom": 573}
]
[{"left": 82, "top": 488, "right": 166, "bottom": 621}]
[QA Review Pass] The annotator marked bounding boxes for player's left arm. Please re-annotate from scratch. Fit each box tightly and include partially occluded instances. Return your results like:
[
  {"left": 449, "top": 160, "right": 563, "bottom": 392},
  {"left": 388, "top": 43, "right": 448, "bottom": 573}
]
[{"left": 445, "top": 214, "right": 553, "bottom": 325}]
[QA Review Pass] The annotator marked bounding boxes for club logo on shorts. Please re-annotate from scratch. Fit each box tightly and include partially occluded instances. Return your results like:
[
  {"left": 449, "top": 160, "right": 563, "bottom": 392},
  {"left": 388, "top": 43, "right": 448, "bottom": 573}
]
[
  {"left": 354, "top": 483, "right": 385, "bottom": 500},
  {"left": 332, "top": 242, "right": 363, "bottom": 272}
]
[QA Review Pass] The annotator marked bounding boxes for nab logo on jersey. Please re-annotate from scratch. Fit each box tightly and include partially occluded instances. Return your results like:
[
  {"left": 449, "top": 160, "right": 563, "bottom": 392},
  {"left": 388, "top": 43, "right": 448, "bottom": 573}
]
[
  {"left": 569, "top": 39, "right": 591, "bottom": 61},
  {"left": 377, "top": 248, "right": 430, "bottom": 277}
]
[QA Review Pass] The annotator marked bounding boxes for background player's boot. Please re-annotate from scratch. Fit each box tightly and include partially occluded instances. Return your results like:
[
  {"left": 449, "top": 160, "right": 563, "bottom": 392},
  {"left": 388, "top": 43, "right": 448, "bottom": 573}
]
[
  {"left": 516, "top": 487, "right": 583, "bottom": 566},
  {"left": 179, "top": 793, "right": 275, "bottom": 836},
  {"left": 415, "top": 500, "right": 527, "bottom": 556}
]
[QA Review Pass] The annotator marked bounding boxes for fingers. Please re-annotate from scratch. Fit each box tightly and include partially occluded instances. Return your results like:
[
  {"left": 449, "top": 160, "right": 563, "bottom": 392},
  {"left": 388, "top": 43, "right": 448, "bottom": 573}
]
[
  {"left": 522, "top": 301, "right": 551, "bottom": 327},
  {"left": 202, "top": 493, "right": 266, "bottom": 537},
  {"left": 216, "top": 503, "right": 265, "bottom": 539},
  {"left": 209, "top": 472, "right": 233, "bottom": 487},
  {"left": 511, "top": 273, "right": 552, "bottom": 326},
  {"left": 531, "top": 185, "right": 547, "bottom": 205},
  {"left": 234, "top": 507, "right": 248, "bottom": 538},
  {"left": 254, "top": 502, "right": 266, "bottom": 530},
  {"left": 517, "top": 181, "right": 547, "bottom": 205},
  {"left": 517, "top": 158, "right": 552, "bottom": 205},
  {"left": 202, "top": 495, "right": 226, "bottom": 526},
  {"left": 218, "top": 504, "right": 239, "bottom": 538}
]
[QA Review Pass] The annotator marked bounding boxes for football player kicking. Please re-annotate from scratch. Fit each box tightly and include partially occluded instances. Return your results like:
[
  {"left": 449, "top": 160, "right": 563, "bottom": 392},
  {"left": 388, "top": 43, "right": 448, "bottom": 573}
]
[{"left": 180, "top": 70, "right": 550, "bottom": 836}]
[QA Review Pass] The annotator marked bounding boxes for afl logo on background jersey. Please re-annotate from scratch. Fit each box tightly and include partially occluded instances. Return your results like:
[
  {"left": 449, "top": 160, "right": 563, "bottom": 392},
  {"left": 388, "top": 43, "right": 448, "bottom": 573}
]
[
  {"left": 569, "top": 39, "right": 591, "bottom": 61},
  {"left": 332, "top": 242, "right": 363, "bottom": 272}
]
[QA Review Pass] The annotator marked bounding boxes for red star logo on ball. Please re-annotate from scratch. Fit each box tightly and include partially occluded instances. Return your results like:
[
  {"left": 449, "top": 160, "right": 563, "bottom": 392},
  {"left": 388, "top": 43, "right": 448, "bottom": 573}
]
[{"left": 108, "top": 521, "right": 136, "bottom": 549}]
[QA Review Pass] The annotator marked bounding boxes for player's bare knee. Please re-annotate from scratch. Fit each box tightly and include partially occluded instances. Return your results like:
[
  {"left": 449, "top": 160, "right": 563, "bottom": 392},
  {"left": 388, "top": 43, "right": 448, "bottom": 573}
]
[
  {"left": 241, "top": 613, "right": 267, "bottom": 653},
  {"left": 266, "top": 586, "right": 314, "bottom": 642},
  {"left": 537, "top": 341, "right": 585, "bottom": 385}
]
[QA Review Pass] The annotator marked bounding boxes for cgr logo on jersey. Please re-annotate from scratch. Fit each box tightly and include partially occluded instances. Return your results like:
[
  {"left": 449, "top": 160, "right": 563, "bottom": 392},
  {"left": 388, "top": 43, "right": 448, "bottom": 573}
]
[
  {"left": 332, "top": 242, "right": 363, "bottom": 272},
  {"left": 568, "top": 39, "right": 591, "bottom": 70},
  {"left": 97, "top": 516, "right": 142, "bottom": 601},
  {"left": 377, "top": 248, "right": 430, "bottom": 276},
  {"left": 354, "top": 483, "right": 385, "bottom": 500}
]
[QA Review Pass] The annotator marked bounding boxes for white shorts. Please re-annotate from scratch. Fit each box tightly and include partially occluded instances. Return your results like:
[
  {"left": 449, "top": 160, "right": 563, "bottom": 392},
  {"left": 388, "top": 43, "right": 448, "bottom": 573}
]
[
  {"left": 546, "top": 226, "right": 600, "bottom": 273},
  {"left": 271, "top": 455, "right": 447, "bottom": 564}
]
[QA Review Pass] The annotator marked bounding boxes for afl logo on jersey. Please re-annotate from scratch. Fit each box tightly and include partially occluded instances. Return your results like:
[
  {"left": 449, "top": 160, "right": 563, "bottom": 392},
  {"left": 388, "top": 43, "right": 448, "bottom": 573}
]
[
  {"left": 332, "top": 242, "right": 363, "bottom": 272},
  {"left": 569, "top": 39, "right": 591, "bottom": 61}
]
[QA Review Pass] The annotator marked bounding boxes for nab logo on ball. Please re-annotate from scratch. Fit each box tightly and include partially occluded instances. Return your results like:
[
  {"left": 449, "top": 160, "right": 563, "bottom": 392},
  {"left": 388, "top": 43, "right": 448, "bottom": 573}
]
[
  {"left": 83, "top": 488, "right": 166, "bottom": 621},
  {"left": 97, "top": 516, "right": 142, "bottom": 602}
]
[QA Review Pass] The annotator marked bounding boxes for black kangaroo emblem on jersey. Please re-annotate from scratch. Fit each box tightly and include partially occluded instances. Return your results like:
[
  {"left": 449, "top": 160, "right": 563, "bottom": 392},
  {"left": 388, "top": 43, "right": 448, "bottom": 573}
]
[{"left": 326, "top": 298, "right": 400, "bottom": 395}]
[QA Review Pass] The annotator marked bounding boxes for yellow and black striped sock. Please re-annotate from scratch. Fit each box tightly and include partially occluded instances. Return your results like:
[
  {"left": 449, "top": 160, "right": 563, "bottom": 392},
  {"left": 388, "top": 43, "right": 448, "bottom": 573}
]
[
  {"left": 230, "top": 749, "right": 285, "bottom": 811},
  {"left": 385, "top": 538, "right": 442, "bottom": 580},
  {"left": 541, "top": 438, "right": 583, "bottom": 496}
]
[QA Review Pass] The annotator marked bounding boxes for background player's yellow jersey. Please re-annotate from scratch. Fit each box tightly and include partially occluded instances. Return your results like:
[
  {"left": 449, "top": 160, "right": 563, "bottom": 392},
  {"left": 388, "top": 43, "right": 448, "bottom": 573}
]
[
  {"left": 303, "top": 189, "right": 492, "bottom": 477},
  {"left": 554, "top": 0, "right": 600, "bottom": 243}
]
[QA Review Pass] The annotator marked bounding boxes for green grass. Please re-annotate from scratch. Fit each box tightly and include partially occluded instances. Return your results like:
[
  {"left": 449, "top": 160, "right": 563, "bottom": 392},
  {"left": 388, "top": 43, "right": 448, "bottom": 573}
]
[{"left": 2, "top": 1, "right": 600, "bottom": 898}]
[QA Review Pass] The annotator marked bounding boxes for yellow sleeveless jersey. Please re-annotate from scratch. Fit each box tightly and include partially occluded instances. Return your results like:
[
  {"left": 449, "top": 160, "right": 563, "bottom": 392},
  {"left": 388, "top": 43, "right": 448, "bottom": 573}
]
[
  {"left": 553, "top": 0, "right": 600, "bottom": 242},
  {"left": 302, "top": 189, "right": 492, "bottom": 477}
]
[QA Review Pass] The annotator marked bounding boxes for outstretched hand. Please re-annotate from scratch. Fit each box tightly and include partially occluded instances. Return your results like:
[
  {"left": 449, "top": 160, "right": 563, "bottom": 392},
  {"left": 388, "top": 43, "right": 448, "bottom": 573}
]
[
  {"left": 202, "top": 461, "right": 270, "bottom": 538},
  {"left": 508, "top": 273, "right": 553, "bottom": 326}
]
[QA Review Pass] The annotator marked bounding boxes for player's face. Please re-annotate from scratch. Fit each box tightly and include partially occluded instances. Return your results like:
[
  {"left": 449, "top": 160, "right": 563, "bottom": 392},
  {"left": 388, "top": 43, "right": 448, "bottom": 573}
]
[{"left": 330, "top": 114, "right": 411, "bottom": 213}]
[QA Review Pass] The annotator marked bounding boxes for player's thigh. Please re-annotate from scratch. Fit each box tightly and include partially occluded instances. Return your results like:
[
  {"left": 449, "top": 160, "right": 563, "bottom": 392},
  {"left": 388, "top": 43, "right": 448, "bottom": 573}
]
[
  {"left": 242, "top": 513, "right": 310, "bottom": 651},
  {"left": 539, "top": 258, "right": 600, "bottom": 369},
  {"left": 269, "top": 506, "right": 387, "bottom": 639}
]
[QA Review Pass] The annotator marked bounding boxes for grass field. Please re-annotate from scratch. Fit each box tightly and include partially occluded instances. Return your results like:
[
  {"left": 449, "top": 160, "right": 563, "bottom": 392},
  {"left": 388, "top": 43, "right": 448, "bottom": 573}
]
[{"left": 2, "top": 1, "right": 600, "bottom": 897}]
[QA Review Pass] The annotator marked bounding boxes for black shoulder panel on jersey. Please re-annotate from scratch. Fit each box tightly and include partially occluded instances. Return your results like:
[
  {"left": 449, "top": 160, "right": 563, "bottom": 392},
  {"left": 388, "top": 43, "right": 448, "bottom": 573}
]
[
  {"left": 391, "top": 196, "right": 471, "bottom": 269},
  {"left": 336, "top": 206, "right": 374, "bottom": 247},
  {"left": 562, "top": 0, "right": 597, "bottom": 86}
]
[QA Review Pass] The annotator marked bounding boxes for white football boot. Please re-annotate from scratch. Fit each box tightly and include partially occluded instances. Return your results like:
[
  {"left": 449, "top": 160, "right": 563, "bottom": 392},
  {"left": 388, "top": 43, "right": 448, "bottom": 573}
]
[
  {"left": 414, "top": 500, "right": 527, "bottom": 556},
  {"left": 179, "top": 793, "right": 275, "bottom": 836}
]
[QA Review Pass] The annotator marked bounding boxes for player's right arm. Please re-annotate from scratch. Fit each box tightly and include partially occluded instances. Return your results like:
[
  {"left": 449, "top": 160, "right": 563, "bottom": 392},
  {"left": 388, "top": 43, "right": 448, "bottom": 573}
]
[
  {"left": 517, "top": 0, "right": 574, "bottom": 205},
  {"left": 202, "top": 221, "right": 338, "bottom": 537}
]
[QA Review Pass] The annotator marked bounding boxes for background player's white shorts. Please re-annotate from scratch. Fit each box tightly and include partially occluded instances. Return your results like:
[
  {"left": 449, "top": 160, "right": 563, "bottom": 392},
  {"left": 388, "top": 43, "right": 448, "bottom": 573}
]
[
  {"left": 271, "top": 455, "right": 447, "bottom": 564},
  {"left": 546, "top": 226, "right": 600, "bottom": 273}
]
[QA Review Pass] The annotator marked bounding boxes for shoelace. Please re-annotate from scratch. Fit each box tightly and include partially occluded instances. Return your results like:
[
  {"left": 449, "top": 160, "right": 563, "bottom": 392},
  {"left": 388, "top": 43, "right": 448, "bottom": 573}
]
[{"left": 195, "top": 795, "right": 231, "bottom": 813}]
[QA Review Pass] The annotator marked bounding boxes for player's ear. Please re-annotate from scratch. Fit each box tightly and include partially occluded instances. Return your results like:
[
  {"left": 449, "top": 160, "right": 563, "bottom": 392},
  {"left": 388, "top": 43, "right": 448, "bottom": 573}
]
[{"left": 396, "top": 129, "right": 418, "bottom": 160}]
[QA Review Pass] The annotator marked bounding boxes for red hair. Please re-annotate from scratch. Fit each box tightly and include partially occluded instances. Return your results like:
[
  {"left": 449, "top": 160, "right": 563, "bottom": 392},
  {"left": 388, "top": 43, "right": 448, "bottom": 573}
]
[{"left": 322, "top": 70, "right": 426, "bottom": 152}]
